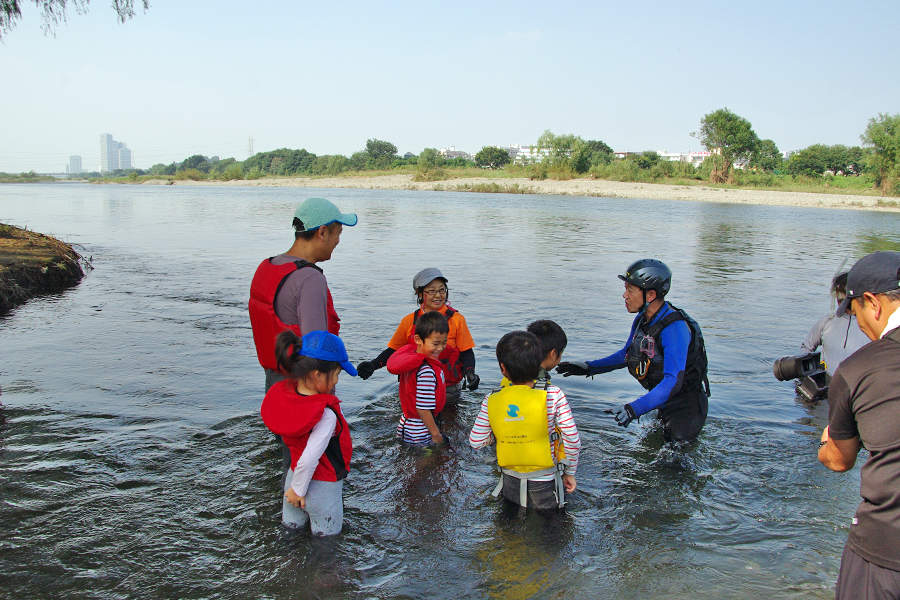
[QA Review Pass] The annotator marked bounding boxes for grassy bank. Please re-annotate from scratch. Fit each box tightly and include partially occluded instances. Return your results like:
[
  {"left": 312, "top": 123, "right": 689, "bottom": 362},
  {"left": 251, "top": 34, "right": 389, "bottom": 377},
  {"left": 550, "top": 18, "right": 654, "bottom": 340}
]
[{"left": 0, "top": 223, "right": 89, "bottom": 314}]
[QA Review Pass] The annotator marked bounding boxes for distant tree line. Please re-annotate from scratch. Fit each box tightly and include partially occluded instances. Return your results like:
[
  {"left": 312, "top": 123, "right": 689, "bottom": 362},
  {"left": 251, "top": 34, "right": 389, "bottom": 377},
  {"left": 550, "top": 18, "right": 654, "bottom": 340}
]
[
  {"left": 100, "top": 111, "right": 900, "bottom": 198},
  {"left": 693, "top": 107, "right": 900, "bottom": 195}
]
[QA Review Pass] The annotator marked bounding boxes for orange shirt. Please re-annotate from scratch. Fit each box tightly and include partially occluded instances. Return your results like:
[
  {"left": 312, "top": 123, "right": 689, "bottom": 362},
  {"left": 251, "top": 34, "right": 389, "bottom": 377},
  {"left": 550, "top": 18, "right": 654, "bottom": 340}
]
[{"left": 387, "top": 304, "right": 475, "bottom": 352}]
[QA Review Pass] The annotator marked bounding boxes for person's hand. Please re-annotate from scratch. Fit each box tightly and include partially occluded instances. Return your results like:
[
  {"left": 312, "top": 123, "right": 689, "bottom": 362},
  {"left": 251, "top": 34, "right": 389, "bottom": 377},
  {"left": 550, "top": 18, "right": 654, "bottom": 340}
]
[
  {"left": 356, "top": 361, "right": 377, "bottom": 380},
  {"left": 556, "top": 361, "right": 589, "bottom": 377},
  {"left": 605, "top": 404, "right": 637, "bottom": 427},
  {"left": 562, "top": 474, "right": 577, "bottom": 493},
  {"left": 285, "top": 487, "right": 305, "bottom": 509},
  {"left": 465, "top": 371, "right": 480, "bottom": 391},
  {"left": 431, "top": 431, "right": 445, "bottom": 445}
]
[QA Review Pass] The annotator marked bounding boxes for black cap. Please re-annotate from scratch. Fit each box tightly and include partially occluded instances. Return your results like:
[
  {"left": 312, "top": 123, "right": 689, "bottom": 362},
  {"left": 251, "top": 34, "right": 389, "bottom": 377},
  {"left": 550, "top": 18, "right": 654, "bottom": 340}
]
[{"left": 836, "top": 251, "right": 900, "bottom": 317}]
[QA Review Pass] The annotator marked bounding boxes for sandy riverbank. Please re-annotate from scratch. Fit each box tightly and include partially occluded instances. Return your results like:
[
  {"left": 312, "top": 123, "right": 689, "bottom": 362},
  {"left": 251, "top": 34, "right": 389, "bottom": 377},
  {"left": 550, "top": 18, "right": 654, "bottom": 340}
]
[{"left": 141, "top": 174, "right": 898, "bottom": 212}]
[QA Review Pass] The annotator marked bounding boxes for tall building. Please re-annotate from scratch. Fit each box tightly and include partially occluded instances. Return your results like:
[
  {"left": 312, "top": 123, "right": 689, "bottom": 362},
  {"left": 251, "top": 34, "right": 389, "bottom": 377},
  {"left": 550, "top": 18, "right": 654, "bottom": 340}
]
[
  {"left": 117, "top": 145, "right": 132, "bottom": 170},
  {"left": 100, "top": 134, "right": 118, "bottom": 172},
  {"left": 99, "top": 134, "right": 134, "bottom": 172},
  {"left": 69, "top": 155, "right": 82, "bottom": 174}
]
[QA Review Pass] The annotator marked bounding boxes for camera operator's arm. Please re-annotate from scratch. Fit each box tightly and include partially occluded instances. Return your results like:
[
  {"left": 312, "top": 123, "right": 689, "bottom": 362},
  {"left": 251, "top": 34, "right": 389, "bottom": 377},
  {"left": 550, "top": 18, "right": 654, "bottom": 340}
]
[
  {"left": 801, "top": 314, "right": 830, "bottom": 353},
  {"left": 818, "top": 426, "right": 860, "bottom": 472},
  {"left": 818, "top": 370, "right": 861, "bottom": 472}
]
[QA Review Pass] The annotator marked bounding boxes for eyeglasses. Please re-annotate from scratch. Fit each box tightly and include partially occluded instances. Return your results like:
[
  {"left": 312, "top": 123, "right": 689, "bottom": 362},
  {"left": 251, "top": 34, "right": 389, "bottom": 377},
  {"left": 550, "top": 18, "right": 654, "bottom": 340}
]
[{"left": 422, "top": 287, "right": 448, "bottom": 297}]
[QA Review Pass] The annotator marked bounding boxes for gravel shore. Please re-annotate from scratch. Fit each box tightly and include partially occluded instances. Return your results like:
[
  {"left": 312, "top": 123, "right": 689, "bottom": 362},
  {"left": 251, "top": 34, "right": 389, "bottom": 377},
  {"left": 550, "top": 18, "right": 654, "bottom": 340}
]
[{"left": 143, "top": 174, "right": 898, "bottom": 212}]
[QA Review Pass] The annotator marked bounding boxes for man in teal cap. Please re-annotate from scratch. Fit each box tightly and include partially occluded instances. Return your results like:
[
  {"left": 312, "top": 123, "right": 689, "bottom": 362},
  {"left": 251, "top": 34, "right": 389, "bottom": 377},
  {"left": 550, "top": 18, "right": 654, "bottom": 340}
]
[{"left": 249, "top": 197, "right": 358, "bottom": 391}]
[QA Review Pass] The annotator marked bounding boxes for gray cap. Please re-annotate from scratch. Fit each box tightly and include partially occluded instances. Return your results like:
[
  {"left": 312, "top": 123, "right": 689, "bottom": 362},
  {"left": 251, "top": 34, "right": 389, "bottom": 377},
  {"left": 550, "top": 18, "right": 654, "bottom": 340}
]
[
  {"left": 413, "top": 268, "right": 447, "bottom": 290},
  {"left": 836, "top": 251, "right": 900, "bottom": 317}
]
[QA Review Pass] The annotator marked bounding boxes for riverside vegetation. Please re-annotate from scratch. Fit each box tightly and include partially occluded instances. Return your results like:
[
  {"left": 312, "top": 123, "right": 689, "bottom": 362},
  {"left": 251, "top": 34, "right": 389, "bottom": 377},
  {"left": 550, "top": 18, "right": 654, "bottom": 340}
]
[
  {"left": 48, "top": 110, "right": 900, "bottom": 198},
  {"left": 0, "top": 222, "right": 89, "bottom": 314}
]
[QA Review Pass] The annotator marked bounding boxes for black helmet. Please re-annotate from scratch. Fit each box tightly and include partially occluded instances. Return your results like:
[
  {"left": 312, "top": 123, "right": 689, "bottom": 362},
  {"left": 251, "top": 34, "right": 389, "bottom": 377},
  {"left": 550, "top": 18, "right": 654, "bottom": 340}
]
[{"left": 618, "top": 259, "right": 672, "bottom": 297}]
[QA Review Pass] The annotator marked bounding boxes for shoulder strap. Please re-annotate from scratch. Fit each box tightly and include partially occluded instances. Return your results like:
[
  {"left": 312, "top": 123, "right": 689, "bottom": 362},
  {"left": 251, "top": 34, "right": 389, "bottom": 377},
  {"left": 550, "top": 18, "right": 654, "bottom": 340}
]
[{"left": 647, "top": 305, "right": 685, "bottom": 338}]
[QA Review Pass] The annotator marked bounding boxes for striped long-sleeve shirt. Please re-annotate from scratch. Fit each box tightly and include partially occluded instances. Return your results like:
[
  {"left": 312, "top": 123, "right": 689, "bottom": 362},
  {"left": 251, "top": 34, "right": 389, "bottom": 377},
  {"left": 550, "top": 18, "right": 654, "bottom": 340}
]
[
  {"left": 397, "top": 364, "right": 438, "bottom": 443},
  {"left": 469, "top": 383, "right": 581, "bottom": 480}
]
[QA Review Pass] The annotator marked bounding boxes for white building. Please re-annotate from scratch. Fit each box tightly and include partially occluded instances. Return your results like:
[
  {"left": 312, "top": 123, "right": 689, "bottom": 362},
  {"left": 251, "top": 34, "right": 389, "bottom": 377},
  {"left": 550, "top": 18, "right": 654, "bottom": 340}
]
[
  {"left": 439, "top": 146, "right": 474, "bottom": 161},
  {"left": 99, "top": 134, "right": 133, "bottom": 172},
  {"left": 500, "top": 144, "right": 552, "bottom": 164},
  {"left": 69, "top": 155, "right": 82, "bottom": 174}
]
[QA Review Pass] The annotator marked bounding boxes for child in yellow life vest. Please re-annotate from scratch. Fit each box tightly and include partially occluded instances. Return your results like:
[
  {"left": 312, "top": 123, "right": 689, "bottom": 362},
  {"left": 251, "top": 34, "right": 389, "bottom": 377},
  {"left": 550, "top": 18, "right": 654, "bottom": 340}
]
[{"left": 469, "top": 330, "right": 581, "bottom": 509}]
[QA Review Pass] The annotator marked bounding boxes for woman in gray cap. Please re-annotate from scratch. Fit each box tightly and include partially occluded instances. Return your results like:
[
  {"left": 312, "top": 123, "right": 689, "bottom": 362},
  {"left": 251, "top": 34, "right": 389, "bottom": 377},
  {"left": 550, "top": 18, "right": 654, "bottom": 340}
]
[{"left": 356, "top": 268, "right": 479, "bottom": 398}]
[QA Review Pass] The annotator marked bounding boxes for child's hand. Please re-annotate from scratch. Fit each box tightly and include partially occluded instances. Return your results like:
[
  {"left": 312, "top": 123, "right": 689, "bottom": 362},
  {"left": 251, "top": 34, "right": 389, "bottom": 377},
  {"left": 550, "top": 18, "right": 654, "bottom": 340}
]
[
  {"left": 431, "top": 432, "right": 445, "bottom": 445},
  {"left": 563, "top": 474, "right": 577, "bottom": 493},
  {"left": 285, "top": 487, "right": 305, "bottom": 509}
]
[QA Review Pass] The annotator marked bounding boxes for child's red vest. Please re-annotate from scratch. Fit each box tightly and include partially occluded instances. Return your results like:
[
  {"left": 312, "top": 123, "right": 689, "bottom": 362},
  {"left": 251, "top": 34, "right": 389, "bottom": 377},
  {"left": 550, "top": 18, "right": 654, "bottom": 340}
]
[
  {"left": 260, "top": 380, "right": 351, "bottom": 482},
  {"left": 248, "top": 259, "right": 340, "bottom": 371},
  {"left": 410, "top": 307, "right": 463, "bottom": 385},
  {"left": 386, "top": 343, "right": 446, "bottom": 419}
]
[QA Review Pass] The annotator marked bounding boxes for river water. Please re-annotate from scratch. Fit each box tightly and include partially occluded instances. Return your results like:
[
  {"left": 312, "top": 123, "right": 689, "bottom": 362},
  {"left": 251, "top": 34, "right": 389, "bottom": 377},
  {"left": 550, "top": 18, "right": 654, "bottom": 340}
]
[{"left": 1, "top": 183, "right": 898, "bottom": 599}]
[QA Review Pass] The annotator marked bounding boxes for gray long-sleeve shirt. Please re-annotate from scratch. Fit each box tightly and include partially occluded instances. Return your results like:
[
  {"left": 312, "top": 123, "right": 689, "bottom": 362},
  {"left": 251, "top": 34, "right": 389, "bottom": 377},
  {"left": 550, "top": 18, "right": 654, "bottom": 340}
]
[{"left": 801, "top": 313, "right": 871, "bottom": 376}]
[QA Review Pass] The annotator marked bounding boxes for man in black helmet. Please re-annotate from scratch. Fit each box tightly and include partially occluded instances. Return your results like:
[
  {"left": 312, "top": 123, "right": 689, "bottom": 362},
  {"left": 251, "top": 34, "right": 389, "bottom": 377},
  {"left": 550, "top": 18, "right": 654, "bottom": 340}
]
[{"left": 557, "top": 259, "right": 710, "bottom": 442}]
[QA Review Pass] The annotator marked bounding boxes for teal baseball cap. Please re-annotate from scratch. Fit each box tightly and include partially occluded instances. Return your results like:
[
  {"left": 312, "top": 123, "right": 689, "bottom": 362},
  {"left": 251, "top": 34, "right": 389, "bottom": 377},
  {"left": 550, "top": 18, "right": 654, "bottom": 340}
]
[{"left": 293, "top": 197, "right": 358, "bottom": 231}]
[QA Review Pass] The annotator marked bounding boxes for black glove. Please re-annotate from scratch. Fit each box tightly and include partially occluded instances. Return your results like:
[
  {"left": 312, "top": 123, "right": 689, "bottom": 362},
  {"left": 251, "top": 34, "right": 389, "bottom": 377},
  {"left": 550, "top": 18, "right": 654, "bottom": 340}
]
[
  {"left": 556, "top": 361, "right": 590, "bottom": 377},
  {"left": 356, "top": 361, "right": 377, "bottom": 380},
  {"left": 465, "top": 371, "right": 480, "bottom": 391},
  {"left": 605, "top": 404, "right": 637, "bottom": 428}
]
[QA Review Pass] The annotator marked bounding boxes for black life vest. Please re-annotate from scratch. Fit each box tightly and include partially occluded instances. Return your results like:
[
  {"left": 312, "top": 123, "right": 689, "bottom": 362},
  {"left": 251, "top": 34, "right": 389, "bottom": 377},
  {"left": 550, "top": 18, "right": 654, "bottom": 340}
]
[{"left": 625, "top": 304, "right": 711, "bottom": 397}]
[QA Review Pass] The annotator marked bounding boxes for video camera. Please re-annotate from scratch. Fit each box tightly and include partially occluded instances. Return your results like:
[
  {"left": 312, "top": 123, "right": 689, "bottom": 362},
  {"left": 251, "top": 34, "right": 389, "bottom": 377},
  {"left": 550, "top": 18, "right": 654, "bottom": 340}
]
[{"left": 772, "top": 352, "right": 828, "bottom": 402}]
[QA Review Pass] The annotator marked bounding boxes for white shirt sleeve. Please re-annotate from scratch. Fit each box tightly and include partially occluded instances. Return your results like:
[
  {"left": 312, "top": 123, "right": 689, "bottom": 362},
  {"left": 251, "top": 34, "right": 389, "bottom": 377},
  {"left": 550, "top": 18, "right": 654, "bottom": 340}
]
[{"left": 290, "top": 408, "right": 337, "bottom": 498}]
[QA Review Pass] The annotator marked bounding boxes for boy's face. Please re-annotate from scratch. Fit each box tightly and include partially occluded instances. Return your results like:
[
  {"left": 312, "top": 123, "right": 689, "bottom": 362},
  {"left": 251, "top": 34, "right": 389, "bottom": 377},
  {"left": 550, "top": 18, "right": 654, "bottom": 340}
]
[
  {"left": 415, "top": 332, "right": 448, "bottom": 360},
  {"left": 541, "top": 349, "right": 562, "bottom": 370}
]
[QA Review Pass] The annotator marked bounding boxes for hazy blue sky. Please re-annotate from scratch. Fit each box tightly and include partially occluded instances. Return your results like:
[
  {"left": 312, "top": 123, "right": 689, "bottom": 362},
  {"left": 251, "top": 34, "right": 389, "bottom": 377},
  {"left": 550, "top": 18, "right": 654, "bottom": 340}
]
[{"left": 1, "top": 0, "right": 898, "bottom": 172}]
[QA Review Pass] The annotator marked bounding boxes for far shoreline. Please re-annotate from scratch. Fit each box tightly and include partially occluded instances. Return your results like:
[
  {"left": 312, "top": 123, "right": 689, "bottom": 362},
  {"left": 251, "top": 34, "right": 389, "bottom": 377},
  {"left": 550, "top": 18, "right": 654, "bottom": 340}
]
[{"left": 136, "top": 174, "right": 899, "bottom": 213}]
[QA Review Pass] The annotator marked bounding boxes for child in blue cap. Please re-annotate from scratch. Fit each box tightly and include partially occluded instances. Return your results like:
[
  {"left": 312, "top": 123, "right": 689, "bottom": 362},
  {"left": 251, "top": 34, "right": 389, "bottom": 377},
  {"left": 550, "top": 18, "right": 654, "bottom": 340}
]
[{"left": 260, "top": 329, "right": 357, "bottom": 536}]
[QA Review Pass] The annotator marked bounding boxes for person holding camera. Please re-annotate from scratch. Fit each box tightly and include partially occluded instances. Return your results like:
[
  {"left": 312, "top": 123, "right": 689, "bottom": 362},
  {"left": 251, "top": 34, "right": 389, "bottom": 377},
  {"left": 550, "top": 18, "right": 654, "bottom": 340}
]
[
  {"left": 818, "top": 251, "right": 900, "bottom": 599},
  {"left": 556, "top": 259, "right": 710, "bottom": 443},
  {"left": 801, "top": 271, "right": 870, "bottom": 379}
]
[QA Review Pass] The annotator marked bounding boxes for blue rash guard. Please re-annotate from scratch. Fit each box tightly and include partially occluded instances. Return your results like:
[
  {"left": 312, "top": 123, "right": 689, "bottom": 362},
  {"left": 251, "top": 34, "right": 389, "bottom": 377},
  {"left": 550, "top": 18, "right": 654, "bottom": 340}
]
[{"left": 586, "top": 302, "right": 692, "bottom": 417}]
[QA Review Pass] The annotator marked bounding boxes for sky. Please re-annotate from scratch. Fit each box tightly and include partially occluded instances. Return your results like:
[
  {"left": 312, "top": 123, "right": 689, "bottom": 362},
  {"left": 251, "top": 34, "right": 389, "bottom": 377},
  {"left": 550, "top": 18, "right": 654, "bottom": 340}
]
[{"left": 1, "top": 0, "right": 898, "bottom": 173}]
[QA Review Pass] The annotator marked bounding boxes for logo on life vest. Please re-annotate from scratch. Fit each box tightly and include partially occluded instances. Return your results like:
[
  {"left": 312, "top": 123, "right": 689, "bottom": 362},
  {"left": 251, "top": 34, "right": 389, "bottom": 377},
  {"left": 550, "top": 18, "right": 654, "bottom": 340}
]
[{"left": 505, "top": 405, "right": 524, "bottom": 422}]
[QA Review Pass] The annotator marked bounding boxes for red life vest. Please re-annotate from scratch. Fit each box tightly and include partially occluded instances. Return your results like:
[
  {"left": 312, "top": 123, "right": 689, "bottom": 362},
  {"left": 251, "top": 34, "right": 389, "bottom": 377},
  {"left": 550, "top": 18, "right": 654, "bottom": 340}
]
[
  {"left": 248, "top": 258, "right": 341, "bottom": 371},
  {"left": 410, "top": 307, "right": 463, "bottom": 384},
  {"left": 386, "top": 343, "right": 447, "bottom": 419},
  {"left": 260, "top": 380, "right": 352, "bottom": 482}
]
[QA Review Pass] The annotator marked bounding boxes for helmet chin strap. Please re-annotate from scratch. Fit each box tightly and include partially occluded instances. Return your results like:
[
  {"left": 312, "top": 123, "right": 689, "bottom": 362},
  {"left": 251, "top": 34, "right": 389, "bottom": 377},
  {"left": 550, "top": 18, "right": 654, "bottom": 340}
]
[{"left": 641, "top": 289, "right": 648, "bottom": 315}]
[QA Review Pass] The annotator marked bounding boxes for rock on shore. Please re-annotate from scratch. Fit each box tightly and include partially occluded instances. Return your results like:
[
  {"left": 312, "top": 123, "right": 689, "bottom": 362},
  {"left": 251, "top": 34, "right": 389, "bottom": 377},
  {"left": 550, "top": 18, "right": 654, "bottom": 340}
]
[{"left": 0, "top": 223, "right": 87, "bottom": 314}]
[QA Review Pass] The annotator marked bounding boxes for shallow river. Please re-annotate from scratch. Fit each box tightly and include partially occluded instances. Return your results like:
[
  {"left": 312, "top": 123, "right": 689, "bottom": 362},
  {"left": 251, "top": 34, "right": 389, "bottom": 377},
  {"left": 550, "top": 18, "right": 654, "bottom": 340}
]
[{"left": 2, "top": 183, "right": 899, "bottom": 599}]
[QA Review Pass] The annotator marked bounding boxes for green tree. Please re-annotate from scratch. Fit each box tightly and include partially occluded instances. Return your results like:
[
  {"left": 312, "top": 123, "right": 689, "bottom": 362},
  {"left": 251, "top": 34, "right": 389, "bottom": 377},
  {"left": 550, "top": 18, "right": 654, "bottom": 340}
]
[
  {"left": 691, "top": 108, "right": 760, "bottom": 182},
  {"left": 474, "top": 146, "right": 511, "bottom": 169},
  {"left": 536, "top": 130, "right": 580, "bottom": 166},
  {"left": 1, "top": 0, "right": 148, "bottom": 40},
  {"left": 750, "top": 139, "right": 783, "bottom": 172},
  {"left": 364, "top": 138, "right": 397, "bottom": 169},
  {"left": 861, "top": 113, "right": 900, "bottom": 194},
  {"left": 784, "top": 145, "right": 828, "bottom": 177},
  {"left": 417, "top": 148, "right": 445, "bottom": 169},
  {"left": 178, "top": 154, "right": 212, "bottom": 173}
]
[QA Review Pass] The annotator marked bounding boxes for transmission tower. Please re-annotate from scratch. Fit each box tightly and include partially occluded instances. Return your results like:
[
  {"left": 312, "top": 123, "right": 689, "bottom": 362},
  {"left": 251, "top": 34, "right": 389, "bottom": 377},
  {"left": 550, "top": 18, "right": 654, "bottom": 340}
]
[{"left": 247, "top": 135, "right": 254, "bottom": 158}]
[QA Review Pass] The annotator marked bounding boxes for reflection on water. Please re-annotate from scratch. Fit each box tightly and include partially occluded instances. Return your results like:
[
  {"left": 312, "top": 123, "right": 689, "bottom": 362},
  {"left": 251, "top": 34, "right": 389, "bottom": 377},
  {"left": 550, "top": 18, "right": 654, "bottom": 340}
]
[{"left": 1, "top": 184, "right": 898, "bottom": 598}]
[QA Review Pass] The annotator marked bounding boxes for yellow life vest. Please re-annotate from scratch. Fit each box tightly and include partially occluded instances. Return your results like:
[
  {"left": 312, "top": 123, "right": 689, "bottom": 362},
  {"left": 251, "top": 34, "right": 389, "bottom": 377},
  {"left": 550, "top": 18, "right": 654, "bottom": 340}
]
[
  {"left": 487, "top": 385, "right": 555, "bottom": 474},
  {"left": 496, "top": 378, "right": 566, "bottom": 464}
]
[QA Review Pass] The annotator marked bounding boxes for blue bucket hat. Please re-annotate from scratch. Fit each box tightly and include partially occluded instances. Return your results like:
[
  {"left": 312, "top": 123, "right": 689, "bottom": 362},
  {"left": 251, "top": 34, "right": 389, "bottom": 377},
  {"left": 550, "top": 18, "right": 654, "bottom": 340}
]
[
  {"left": 293, "top": 197, "right": 358, "bottom": 231},
  {"left": 298, "top": 330, "right": 358, "bottom": 376}
]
